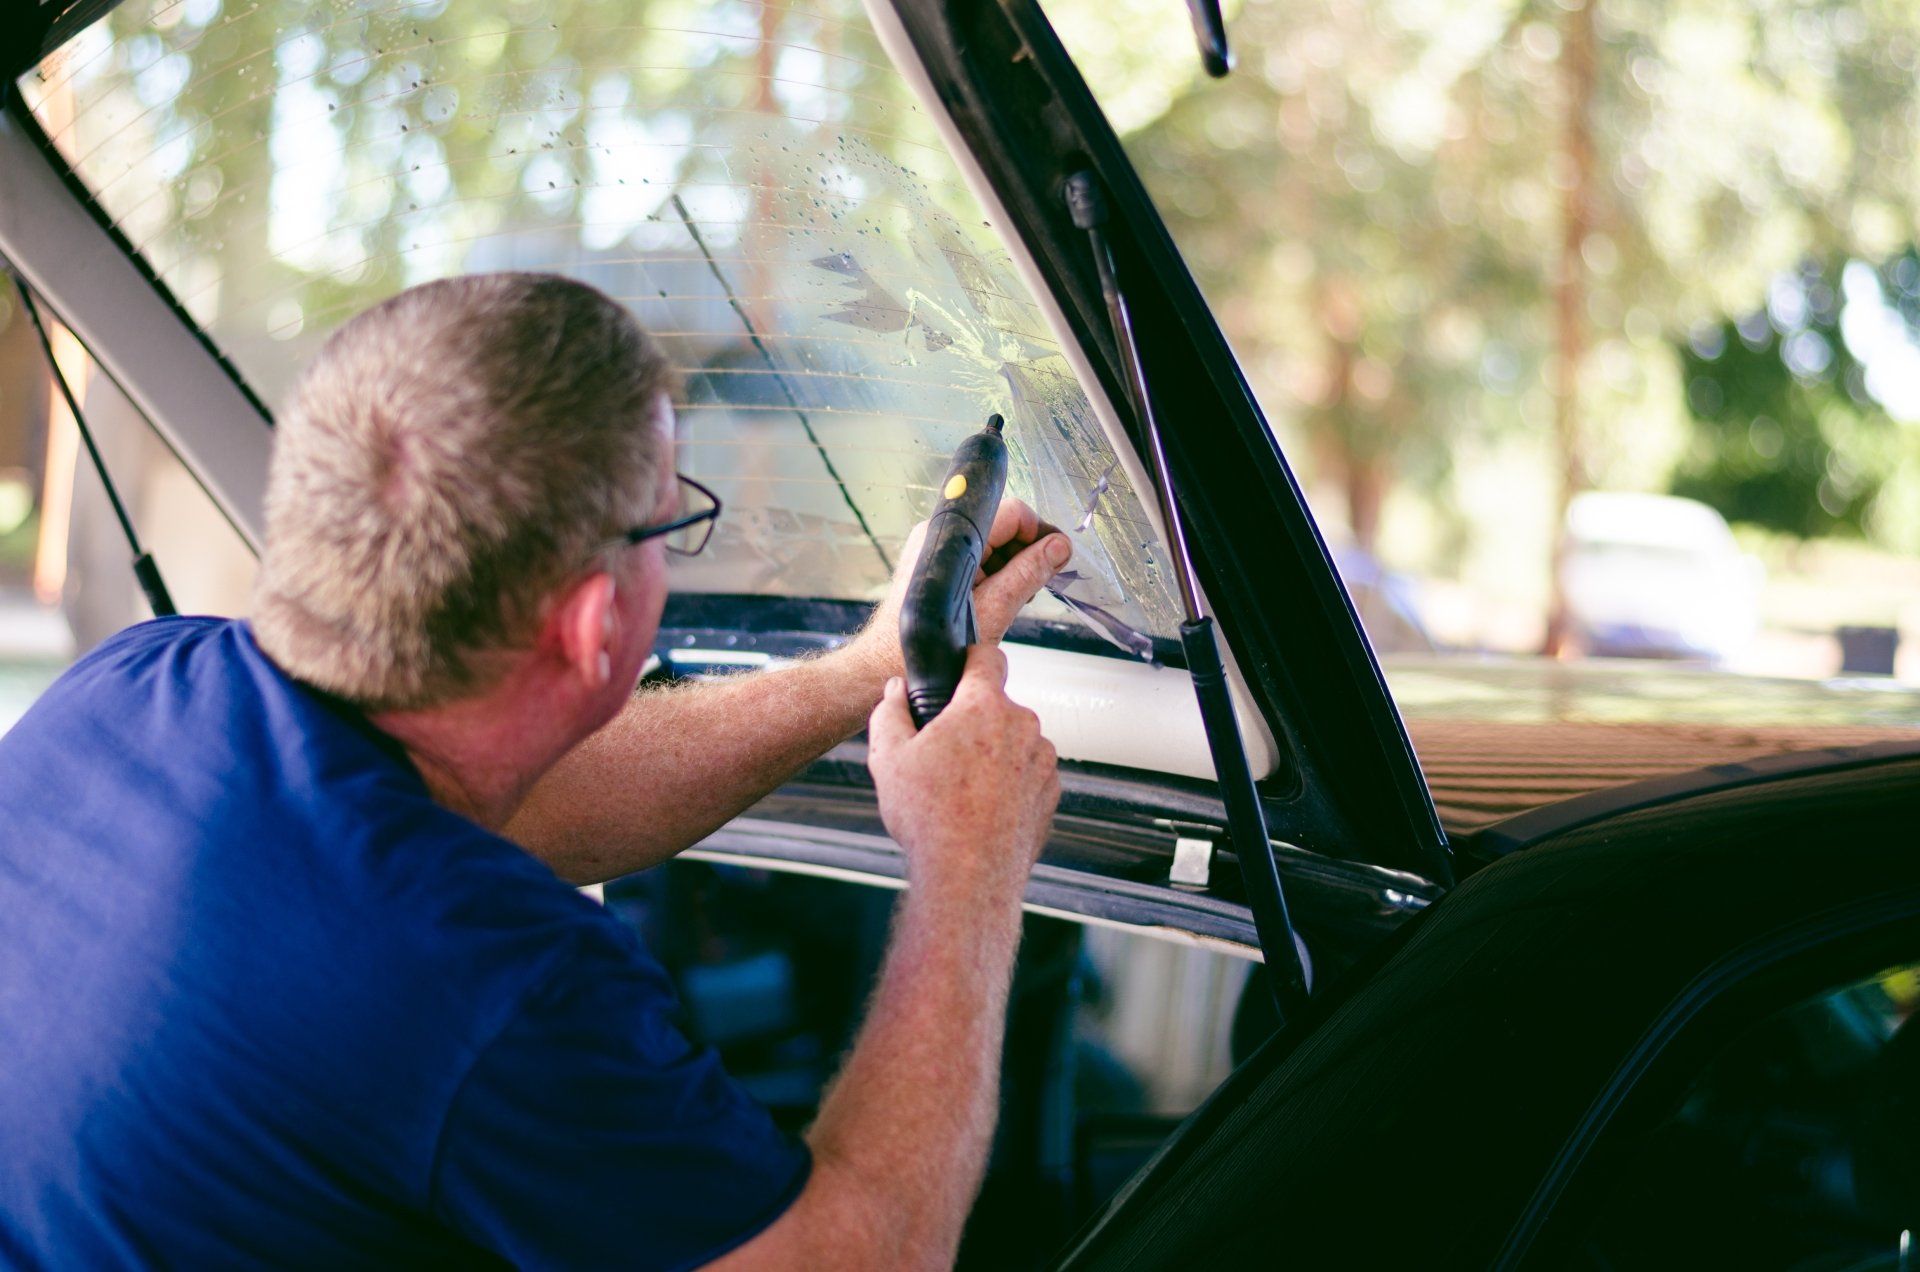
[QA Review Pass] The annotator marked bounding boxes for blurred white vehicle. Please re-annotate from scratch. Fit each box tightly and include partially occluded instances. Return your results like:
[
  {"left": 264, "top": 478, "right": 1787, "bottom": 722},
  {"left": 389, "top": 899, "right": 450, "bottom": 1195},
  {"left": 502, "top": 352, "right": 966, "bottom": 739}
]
[{"left": 1561, "top": 492, "right": 1764, "bottom": 664}]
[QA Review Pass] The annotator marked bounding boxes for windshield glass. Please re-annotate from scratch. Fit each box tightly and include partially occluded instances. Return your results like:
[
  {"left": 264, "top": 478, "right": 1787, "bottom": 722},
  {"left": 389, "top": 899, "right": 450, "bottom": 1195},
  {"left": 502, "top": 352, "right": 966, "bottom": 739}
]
[{"left": 19, "top": 0, "right": 1181, "bottom": 649}]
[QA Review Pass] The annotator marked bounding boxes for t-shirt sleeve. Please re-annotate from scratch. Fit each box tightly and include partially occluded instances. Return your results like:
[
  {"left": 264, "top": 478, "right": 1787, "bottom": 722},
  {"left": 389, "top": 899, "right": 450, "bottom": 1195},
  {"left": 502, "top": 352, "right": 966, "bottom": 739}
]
[{"left": 428, "top": 932, "right": 811, "bottom": 1271}]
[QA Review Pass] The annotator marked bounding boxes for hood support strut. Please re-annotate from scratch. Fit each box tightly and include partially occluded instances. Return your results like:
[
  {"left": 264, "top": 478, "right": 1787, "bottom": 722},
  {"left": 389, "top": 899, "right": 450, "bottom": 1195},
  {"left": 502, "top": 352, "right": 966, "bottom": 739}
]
[{"left": 1066, "top": 172, "right": 1311, "bottom": 1015}]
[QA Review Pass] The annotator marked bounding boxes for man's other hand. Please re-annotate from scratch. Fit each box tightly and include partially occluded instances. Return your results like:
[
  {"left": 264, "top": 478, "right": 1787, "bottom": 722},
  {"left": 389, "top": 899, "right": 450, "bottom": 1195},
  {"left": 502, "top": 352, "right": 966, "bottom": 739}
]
[
  {"left": 865, "top": 645, "right": 1060, "bottom": 900},
  {"left": 848, "top": 498, "right": 1072, "bottom": 681}
]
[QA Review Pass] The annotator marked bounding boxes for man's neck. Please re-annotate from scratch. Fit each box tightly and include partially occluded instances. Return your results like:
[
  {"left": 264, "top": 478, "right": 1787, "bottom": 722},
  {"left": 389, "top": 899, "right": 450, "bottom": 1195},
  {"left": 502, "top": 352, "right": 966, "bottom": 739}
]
[{"left": 369, "top": 690, "right": 573, "bottom": 832}]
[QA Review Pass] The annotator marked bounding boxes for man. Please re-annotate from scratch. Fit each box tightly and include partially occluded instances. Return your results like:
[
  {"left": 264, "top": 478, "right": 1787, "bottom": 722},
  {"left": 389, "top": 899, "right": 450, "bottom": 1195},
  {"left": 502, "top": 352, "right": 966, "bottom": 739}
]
[{"left": 0, "top": 273, "right": 1072, "bottom": 1268}]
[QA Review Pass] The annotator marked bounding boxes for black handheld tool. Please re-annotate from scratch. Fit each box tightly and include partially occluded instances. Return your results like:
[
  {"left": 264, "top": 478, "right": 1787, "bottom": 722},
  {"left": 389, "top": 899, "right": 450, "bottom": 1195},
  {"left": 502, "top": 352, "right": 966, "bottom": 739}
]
[{"left": 900, "top": 414, "right": 1009, "bottom": 728}]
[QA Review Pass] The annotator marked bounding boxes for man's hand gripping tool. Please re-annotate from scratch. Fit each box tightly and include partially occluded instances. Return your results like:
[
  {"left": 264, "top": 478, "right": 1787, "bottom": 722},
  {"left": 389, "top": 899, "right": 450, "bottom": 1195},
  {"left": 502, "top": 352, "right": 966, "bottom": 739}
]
[{"left": 900, "top": 414, "right": 1009, "bottom": 728}]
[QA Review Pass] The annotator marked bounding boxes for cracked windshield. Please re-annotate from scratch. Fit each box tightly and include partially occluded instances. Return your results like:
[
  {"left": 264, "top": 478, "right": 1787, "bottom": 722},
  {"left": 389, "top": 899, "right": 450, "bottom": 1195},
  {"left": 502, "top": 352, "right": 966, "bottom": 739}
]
[
  {"left": 1048, "top": 0, "right": 1920, "bottom": 828},
  {"left": 11, "top": 0, "right": 1182, "bottom": 665}
]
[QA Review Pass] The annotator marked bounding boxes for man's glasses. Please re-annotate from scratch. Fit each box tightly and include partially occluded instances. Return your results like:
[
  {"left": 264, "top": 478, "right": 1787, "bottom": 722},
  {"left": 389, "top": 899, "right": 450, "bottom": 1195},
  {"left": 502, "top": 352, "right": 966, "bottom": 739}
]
[{"left": 612, "top": 474, "right": 723, "bottom": 557}]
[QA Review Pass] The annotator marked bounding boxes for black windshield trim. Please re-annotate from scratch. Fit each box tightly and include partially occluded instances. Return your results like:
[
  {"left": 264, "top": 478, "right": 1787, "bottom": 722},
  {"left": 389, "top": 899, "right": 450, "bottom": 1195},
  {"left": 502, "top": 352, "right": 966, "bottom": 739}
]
[
  {"left": 886, "top": 0, "right": 1449, "bottom": 881},
  {"left": 2, "top": 0, "right": 128, "bottom": 82}
]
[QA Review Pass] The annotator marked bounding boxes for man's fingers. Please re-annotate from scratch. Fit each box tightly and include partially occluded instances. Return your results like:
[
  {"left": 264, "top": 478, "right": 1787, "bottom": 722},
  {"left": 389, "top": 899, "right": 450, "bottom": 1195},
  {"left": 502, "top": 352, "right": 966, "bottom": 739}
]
[
  {"left": 867, "top": 676, "right": 917, "bottom": 753},
  {"left": 986, "top": 498, "right": 1041, "bottom": 555},
  {"left": 974, "top": 533, "right": 1071, "bottom": 623},
  {"left": 955, "top": 643, "right": 1010, "bottom": 697}
]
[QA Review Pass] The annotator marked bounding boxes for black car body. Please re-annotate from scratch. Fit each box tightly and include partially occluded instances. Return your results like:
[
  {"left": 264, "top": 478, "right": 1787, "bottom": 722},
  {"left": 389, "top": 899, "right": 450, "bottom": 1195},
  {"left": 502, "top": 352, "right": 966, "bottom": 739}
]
[{"left": 5, "top": 0, "right": 1920, "bottom": 1265}]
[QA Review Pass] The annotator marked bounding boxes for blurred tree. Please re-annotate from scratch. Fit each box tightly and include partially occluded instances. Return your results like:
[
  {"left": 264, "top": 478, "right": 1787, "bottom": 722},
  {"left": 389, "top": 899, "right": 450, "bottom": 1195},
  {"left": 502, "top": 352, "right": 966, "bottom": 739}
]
[
  {"left": 1673, "top": 254, "right": 1920, "bottom": 548},
  {"left": 56, "top": 0, "right": 969, "bottom": 405},
  {"left": 1052, "top": 0, "right": 1920, "bottom": 642},
  {"left": 1109, "top": 0, "right": 1539, "bottom": 555},
  {"left": 41, "top": 0, "right": 1920, "bottom": 643},
  {"left": 1673, "top": 266, "right": 1877, "bottom": 538}
]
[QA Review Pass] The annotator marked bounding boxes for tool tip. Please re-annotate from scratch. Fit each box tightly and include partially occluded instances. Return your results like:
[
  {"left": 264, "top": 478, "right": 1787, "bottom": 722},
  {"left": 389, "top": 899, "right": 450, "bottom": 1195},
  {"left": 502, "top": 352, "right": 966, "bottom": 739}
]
[{"left": 985, "top": 412, "right": 1005, "bottom": 434}]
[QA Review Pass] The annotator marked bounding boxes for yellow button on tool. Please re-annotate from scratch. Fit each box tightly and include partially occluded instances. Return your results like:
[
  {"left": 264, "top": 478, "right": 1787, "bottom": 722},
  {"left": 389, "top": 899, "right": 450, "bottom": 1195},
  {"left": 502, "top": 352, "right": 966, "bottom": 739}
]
[{"left": 943, "top": 473, "right": 968, "bottom": 500}]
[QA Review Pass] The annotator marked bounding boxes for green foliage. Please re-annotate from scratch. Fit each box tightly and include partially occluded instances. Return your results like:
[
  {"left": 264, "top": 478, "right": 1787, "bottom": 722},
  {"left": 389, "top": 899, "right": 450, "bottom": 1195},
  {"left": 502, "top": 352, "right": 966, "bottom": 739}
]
[
  {"left": 54, "top": 0, "right": 964, "bottom": 404},
  {"left": 0, "top": 510, "right": 39, "bottom": 576},
  {"left": 1674, "top": 255, "right": 1920, "bottom": 548},
  {"left": 1673, "top": 294, "right": 1872, "bottom": 538},
  {"left": 1048, "top": 0, "right": 1920, "bottom": 556},
  {"left": 35, "top": 0, "right": 1920, "bottom": 585}
]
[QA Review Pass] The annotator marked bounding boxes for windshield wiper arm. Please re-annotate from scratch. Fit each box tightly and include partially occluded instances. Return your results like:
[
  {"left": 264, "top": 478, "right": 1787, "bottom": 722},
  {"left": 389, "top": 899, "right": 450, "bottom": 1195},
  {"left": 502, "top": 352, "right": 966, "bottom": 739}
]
[{"left": 1064, "top": 172, "right": 1308, "bottom": 1021}]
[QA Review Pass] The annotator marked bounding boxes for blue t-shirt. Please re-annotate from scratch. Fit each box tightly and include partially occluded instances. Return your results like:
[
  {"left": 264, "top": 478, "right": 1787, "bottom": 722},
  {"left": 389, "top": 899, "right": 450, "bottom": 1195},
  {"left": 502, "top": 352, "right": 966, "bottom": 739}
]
[{"left": 0, "top": 618, "right": 808, "bottom": 1269}]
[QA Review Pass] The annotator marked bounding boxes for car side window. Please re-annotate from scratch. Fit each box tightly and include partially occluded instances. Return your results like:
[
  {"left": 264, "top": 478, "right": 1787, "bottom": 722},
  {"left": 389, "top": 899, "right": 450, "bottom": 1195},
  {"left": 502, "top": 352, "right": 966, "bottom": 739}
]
[
  {"left": 604, "top": 859, "right": 1252, "bottom": 1265},
  {"left": 1549, "top": 961, "right": 1920, "bottom": 1269}
]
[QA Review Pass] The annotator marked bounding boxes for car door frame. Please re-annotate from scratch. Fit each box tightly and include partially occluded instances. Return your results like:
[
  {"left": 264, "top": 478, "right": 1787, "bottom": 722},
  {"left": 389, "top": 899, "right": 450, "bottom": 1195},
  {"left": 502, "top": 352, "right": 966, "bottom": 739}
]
[
  {"left": 1497, "top": 896, "right": 1920, "bottom": 1268},
  {"left": 1051, "top": 750, "right": 1920, "bottom": 1268}
]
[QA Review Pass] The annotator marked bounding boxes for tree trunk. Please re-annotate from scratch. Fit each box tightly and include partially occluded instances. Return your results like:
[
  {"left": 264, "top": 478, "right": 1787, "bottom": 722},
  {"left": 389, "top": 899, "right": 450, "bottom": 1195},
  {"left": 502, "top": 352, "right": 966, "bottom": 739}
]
[
  {"left": 1543, "top": 0, "right": 1597, "bottom": 656},
  {"left": 1344, "top": 456, "right": 1388, "bottom": 555},
  {"left": 1313, "top": 276, "right": 1384, "bottom": 552},
  {"left": 744, "top": 3, "right": 782, "bottom": 335}
]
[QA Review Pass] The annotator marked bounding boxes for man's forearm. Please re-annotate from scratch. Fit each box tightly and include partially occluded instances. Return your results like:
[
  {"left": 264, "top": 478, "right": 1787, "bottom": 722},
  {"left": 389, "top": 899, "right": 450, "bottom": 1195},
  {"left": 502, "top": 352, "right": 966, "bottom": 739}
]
[
  {"left": 710, "top": 653, "right": 1055, "bottom": 1269},
  {"left": 717, "top": 886, "right": 1026, "bottom": 1270},
  {"left": 507, "top": 643, "right": 891, "bottom": 884}
]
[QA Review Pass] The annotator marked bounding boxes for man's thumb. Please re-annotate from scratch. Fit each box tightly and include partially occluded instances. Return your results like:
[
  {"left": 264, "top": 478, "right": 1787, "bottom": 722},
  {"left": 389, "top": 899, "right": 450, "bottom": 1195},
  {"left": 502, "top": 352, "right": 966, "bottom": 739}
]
[
  {"left": 867, "top": 676, "right": 916, "bottom": 754},
  {"left": 977, "top": 532, "right": 1071, "bottom": 617}
]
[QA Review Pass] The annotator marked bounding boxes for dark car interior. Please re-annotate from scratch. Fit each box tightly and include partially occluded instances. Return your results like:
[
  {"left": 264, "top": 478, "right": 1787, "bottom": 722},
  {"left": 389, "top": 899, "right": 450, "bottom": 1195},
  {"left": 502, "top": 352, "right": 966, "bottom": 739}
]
[
  {"left": 605, "top": 861, "right": 1261, "bottom": 1268},
  {"left": 1568, "top": 969, "right": 1920, "bottom": 1269}
]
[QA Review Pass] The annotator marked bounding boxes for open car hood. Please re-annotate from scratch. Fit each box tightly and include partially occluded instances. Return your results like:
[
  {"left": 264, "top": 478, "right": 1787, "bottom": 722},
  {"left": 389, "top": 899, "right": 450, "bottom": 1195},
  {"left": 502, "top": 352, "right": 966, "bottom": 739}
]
[
  {"left": 0, "top": 0, "right": 1449, "bottom": 919},
  {"left": 866, "top": 0, "right": 1447, "bottom": 882}
]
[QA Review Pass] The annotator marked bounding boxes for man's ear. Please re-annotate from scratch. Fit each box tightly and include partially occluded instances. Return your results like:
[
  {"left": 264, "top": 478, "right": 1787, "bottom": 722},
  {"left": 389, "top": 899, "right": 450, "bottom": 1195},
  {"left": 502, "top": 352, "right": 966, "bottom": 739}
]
[{"left": 547, "top": 570, "right": 619, "bottom": 689}]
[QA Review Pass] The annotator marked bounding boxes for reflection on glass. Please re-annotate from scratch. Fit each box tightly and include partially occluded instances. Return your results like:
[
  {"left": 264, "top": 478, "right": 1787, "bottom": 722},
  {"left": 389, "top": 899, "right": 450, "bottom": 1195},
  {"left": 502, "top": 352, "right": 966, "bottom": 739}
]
[{"left": 23, "top": 0, "right": 1181, "bottom": 645}]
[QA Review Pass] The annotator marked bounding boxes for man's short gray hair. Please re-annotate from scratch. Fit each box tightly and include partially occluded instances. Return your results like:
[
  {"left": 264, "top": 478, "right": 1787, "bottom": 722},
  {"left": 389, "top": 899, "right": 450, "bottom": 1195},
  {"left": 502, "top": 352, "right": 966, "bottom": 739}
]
[{"left": 253, "top": 273, "right": 674, "bottom": 709}]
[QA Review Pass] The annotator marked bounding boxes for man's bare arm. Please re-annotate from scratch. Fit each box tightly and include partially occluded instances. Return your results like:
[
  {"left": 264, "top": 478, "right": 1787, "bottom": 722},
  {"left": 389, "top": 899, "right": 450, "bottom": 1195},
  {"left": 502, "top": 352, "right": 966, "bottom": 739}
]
[
  {"left": 507, "top": 504, "right": 1069, "bottom": 884},
  {"left": 711, "top": 651, "right": 1056, "bottom": 1270},
  {"left": 506, "top": 642, "right": 890, "bottom": 883}
]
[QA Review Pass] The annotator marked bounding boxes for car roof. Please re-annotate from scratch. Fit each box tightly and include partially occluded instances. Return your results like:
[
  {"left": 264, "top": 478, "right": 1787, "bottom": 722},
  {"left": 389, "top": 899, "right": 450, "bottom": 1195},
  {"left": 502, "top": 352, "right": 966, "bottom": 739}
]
[{"left": 1566, "top": 491, "right": 1738, "bottom": 551}]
